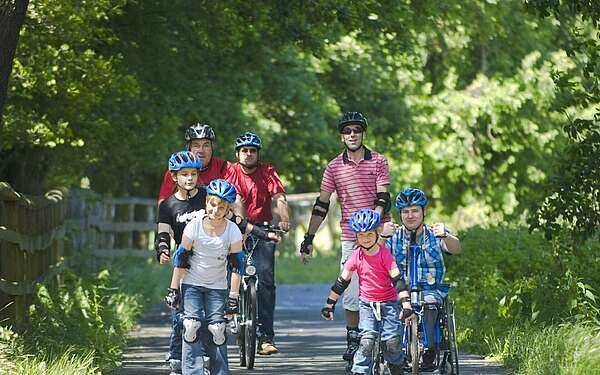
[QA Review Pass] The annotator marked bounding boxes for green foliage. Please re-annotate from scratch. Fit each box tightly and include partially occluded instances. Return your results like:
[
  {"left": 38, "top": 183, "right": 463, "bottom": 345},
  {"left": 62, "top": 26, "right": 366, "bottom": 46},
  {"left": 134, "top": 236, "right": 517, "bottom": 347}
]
[
  {"left": 0, "top": 257, "right": 170, "bottom": 373},
  {"left": 487, "top": 323, "right": 600, "bottom": 375},
  {"left": 526, "top": 0, "right": 600, "bottom": 243},
  {"left": 24, "top": 269, "right": 140, "bottom": 370},
  {"left": 0, "top": 0, "right": 585, "bottom": 217},
  {"left": 447, "top": 226, "right": 600, "bottom": 355}
]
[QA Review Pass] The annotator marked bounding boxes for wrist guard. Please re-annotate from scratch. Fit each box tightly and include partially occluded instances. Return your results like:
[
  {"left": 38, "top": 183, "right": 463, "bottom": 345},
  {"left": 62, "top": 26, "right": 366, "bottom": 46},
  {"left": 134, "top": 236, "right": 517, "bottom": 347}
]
[
  {"left": 226, "top": 295, "right": 239, "bottom": 314},
  {"left": 300, "top": 233, "right": 314, "bottom": 255},
  {"left": 165, "top": 288, "right": 180, "bottom": 309},
  {"left": 321, "top": 305, "right": 335, "bottom": 319},
  {"left": 155, "top": 232, "right": 171, "bottom": 262},
  {"left": 250, "top": 224, "right": 271, "bottom": 241}
]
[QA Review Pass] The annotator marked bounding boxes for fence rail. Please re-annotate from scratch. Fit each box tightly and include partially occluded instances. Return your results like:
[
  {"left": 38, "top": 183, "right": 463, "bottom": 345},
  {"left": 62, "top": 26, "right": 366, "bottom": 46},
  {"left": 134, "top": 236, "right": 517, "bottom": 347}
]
[
  {"left": 1, "top": 183, "right": 340, "bottom": 325},
  {"left": 0, "top": 182, "right": 67, "bottom": 323}
]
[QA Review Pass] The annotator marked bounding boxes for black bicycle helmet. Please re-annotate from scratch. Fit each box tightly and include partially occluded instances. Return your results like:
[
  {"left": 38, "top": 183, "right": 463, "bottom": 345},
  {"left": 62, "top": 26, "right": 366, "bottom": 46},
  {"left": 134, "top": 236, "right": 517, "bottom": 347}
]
[
  {"left": 337, "top": 111, "right": 368, "bottom": 132},
  {"left": 185, "top": 123, "right": 216, "bottom": 142}
]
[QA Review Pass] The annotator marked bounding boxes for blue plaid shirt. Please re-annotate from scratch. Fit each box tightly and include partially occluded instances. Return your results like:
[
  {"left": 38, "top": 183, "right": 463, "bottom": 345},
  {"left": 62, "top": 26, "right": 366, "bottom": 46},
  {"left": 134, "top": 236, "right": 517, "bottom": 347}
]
[{"left": 385, "top": 225, "right": 449, "bottom": 292}]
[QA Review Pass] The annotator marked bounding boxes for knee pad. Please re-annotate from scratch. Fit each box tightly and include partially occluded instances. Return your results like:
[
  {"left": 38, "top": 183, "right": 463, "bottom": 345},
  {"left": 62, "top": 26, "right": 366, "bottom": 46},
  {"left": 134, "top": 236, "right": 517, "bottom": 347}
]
[
  {"left": 358, "top": 335, "right": 376, "bottom": 356},
  {"left": 385, "top": 336, "right": 401, "bottom": 353},
  {"left": 182, "top": 318, "right": 202, "bottom": 343},
  {"left": 208, "top": 321, "right": 226, "bottom": 346}
]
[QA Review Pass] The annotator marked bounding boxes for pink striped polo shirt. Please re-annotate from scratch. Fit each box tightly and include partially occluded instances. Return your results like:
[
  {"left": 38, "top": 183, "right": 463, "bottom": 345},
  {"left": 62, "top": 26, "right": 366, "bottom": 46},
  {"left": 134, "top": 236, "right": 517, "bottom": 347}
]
[{"left": 320, "top": 147, "right": 390, "bottom": 241}]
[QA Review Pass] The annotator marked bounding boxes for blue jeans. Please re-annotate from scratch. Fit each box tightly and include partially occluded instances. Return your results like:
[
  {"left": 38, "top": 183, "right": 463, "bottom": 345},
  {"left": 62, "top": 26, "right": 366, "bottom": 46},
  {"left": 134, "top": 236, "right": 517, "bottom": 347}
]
[
  {"left": 422, "top": 290, "right": 444, "bottom": 351},
  {"left": 181, "top": 284, "right": 229, "bottom": 375},
  {"left": 169, "top": 306, "right": 184, "bottom": 361},
  {"left": 253, "top": 238, "right": 276, "bottom": 339},
  {"left": 352, "top": 300, "right": 404, "bottom": 374}
]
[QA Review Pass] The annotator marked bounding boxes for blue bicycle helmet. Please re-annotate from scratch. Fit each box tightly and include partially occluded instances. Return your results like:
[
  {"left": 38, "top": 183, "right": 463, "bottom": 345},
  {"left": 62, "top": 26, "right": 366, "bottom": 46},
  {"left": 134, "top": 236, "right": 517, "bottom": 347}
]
[
  {"left": 395, "top": 188, "right": 428, "bottom": 209},
  {"left": 349, "top": 209, "right": 381, "bottom": 233},
  {"left": 168, "top": 151, "right": 202, "bottom": 171},
  {"left": 234, "top": 132, "right": 262, "bottom": 150},
  {"left": 206, "top": 179, "right": 237, "bottom": 203}
]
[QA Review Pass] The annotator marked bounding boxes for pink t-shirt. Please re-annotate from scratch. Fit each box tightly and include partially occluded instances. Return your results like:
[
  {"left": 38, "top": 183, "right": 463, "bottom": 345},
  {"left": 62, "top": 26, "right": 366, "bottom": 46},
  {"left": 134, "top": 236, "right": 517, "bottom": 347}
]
[{"left": 343, "top": 244, "right": 398, "bottom": 303}]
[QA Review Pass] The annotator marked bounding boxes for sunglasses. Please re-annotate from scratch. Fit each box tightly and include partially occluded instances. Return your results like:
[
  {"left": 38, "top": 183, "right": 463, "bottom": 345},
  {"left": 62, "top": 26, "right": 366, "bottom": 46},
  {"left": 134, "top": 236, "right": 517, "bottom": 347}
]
[{"left": 340, "top": 127, "right": 364, "bottom": 135}]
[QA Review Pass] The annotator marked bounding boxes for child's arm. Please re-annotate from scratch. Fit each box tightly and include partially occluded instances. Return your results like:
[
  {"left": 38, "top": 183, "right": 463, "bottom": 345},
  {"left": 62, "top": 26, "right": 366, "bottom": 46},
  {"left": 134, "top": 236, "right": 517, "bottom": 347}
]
[
  {"left": 321, "top": 269, "right": 352, "bottom": 321},
  {"left": 225, "top": 240, "right": 243, "bottom": 314},
  {"left": 389, "top": 266, "right": 413, "bottom": 320},
  {"left": 165, "top": 235, "right": 193, "bottom": 309}
]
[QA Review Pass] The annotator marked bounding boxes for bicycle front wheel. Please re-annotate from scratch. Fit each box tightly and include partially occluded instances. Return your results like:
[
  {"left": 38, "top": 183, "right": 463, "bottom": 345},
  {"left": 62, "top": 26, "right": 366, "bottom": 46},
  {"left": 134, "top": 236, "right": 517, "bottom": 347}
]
[
  {"left": 370, "top": 336, "right": 381, "bottom": 375},
  {"left": 237, "top": 286, "right": 247, "bottom": 367},
  {"left": 244, "top": 280, "right": 258, "bottom": 369},
  {"left": 447, "top": 300, "right": 459, "bottom": 375},
  {"left": 410, "top": 319, "right": 420, "bottom": 375}
]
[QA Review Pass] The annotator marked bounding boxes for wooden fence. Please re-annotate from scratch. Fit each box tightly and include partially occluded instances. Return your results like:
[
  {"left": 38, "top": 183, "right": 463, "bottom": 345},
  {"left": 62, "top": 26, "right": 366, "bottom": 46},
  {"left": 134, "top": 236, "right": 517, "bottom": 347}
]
[
  {"left": 0, "top": 184, "right": 340, "bottom": 324},
  {"left": 0, "top": 182, "right": 67, "bottom": 324},
  {"left": 67, "top": 189, "right": 157, "bottom": 258}
]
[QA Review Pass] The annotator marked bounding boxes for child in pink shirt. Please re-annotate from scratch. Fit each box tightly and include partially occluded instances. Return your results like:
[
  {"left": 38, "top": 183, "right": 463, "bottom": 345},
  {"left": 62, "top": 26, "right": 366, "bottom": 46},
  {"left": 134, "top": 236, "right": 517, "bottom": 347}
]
[{"left": 321, "top": 209, "right": 412, "bottom": 375}]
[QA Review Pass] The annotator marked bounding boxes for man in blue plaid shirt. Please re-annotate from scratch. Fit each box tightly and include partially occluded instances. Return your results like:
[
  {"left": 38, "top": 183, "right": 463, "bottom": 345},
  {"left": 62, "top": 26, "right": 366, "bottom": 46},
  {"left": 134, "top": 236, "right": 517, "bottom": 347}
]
[{"left": 383, "top": 187, "right": 461, "bottom": 372}]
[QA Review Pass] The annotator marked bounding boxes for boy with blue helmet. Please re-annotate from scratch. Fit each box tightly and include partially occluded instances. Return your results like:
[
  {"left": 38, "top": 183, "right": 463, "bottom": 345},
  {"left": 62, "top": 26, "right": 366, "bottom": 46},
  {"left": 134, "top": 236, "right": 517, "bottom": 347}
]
[
  {"left": 167, "top": 178, "right": 244, "bottom": 375},
  {"left": 322, "top": 209, "right": 412, "bottom": 375},
  {"left": 387, "top": 188, "right": 461, "bottom": 372}
]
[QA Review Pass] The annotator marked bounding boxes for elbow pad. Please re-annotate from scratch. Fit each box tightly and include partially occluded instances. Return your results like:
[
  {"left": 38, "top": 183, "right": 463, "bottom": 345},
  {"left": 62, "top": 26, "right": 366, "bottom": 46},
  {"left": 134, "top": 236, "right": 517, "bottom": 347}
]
[
  {"left": 374, "top": 192, "right": 391, "bottom": 214},
  {"left": 331, "top": 276, "right": 351, "bottom": 295},
  {"left": 227, "top": 253, "right": 241, "bottom": 274},
  {"left": 232, "top": 214, "right": 249, "bottom": 235},
  {"left": 312, "top": 197, "right": 330, "bottom": 218},
  {"left": 173, "top": 244, "right": 193, "bottom": 269},
  {"left": 392, "top": 274, "right": 407, "bottom": 293}
]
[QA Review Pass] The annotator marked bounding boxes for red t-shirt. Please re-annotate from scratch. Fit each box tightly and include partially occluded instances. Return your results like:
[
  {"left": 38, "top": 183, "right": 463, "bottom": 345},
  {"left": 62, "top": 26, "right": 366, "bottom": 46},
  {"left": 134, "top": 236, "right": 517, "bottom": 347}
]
[
  {"left": 157, "top": 157, "right": 231, "bottom": 202},
  {"left": 225, "top": 163, "right": 285, "bottom": 223}
]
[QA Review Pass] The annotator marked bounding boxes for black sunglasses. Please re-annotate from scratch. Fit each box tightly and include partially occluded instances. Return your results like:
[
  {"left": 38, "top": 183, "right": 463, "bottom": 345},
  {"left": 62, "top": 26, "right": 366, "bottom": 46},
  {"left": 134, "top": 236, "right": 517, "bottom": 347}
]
[{"left": 340, "top": 127, "right": 364, "bottom": 135}]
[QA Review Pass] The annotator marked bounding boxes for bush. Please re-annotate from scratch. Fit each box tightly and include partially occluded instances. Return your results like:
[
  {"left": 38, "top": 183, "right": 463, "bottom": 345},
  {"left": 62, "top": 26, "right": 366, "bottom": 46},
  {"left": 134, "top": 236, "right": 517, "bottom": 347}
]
[
  {"left": 1, "top": 256, "right": 170, "bottom": 374},
  {"left": 445, "top": 225, "right": 600, "bottom": 373}
]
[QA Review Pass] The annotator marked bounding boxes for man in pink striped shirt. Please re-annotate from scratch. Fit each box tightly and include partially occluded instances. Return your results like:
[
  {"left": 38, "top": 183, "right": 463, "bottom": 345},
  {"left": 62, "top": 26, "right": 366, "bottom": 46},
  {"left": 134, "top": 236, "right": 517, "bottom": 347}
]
[{"left": 299, "top": 111, "right": 391, "bottom": 370}]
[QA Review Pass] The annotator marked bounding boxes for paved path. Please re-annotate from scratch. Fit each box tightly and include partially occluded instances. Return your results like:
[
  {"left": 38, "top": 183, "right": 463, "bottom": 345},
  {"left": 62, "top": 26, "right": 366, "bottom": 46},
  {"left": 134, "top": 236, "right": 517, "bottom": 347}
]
[{"left": 110, "top": 284, "right": 505, "bottom": 375}]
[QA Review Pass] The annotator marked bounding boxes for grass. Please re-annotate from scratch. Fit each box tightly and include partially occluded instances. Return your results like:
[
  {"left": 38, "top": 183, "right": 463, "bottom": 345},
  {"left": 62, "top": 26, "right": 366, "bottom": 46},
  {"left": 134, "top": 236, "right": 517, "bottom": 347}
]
[
  {"left": 486, "top": 323, "right": 600, "bottom": 375},
  {"left": 275, "top": 254, "right": 340, "bottom": 284},
  {"left": 0, "top": 256, "right": 170, "bottom": 375}
]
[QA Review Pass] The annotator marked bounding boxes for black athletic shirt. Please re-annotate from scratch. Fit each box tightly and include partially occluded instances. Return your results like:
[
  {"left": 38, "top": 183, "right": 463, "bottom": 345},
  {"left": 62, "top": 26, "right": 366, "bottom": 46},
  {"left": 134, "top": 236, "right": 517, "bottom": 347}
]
[{"left": 157, "top": 188, "right": 207, "bottom": 244}]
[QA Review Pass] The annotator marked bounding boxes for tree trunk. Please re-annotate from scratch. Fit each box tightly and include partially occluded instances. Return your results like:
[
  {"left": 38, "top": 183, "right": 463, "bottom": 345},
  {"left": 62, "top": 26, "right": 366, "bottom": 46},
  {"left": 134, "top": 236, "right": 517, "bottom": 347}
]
[{"left": 0, "top": 0, "right": 30, "bottom": 150}]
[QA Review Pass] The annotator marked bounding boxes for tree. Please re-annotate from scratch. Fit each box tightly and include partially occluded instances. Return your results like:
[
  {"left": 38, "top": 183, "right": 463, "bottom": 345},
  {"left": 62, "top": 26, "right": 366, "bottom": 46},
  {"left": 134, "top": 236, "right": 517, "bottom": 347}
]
[
  {"left": 526, "top": 0, "right": 600, "bottom": 242},
  {"left": 0, "top": 0, "right": 29, "bottom": 142}
]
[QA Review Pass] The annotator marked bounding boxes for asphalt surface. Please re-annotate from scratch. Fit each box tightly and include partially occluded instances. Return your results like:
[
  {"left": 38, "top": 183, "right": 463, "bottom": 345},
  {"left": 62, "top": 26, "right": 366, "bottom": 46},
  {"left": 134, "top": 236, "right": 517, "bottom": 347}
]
[{"left": 110, "top": 284, "right": 506, "bottom": 375}]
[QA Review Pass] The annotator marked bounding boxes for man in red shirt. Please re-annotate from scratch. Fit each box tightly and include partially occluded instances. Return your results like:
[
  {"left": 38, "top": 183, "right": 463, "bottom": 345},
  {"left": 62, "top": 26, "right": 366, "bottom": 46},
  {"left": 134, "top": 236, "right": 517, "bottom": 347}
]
[
  {"left": 226, "top": 132, "right": 290, "bottom": 355},
  {"left": 157, "top": 123, "right": 231, "bottom": 205}
]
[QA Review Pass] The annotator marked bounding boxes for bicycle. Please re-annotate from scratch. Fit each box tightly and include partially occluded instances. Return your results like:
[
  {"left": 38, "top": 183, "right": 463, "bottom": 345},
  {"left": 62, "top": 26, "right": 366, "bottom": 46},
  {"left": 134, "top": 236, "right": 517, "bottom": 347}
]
[
  {"left": 369, "top": 302, "right": 389, "bottom": 375},
  {"left": 402, "top": 231, "right": 459, "bottom": 375},
  {"left": 234, "top": 224, "right": 286, "bottom": 370}
]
